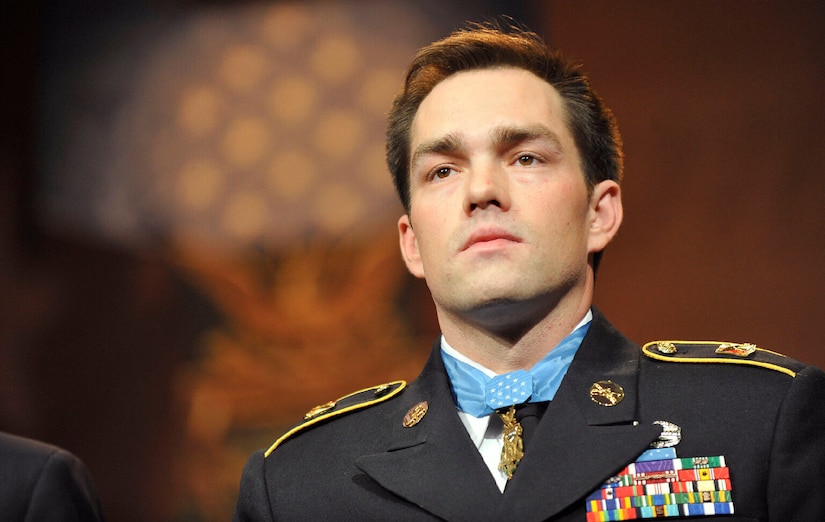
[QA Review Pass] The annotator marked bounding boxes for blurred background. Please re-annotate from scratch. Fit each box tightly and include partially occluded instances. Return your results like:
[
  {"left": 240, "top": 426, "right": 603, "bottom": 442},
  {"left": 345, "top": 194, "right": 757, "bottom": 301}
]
[{"left": 1, "top": 1, "right": 822, "bottom": 520}]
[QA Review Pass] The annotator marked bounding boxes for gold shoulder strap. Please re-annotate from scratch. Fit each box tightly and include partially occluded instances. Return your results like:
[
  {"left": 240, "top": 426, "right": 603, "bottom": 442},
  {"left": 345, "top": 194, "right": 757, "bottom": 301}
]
[
  {"left": 641, "top": 340, "right": 798, "bottom": 378},
  {"left": 264, "top": 380, "right": 406, "bottom": 457}
]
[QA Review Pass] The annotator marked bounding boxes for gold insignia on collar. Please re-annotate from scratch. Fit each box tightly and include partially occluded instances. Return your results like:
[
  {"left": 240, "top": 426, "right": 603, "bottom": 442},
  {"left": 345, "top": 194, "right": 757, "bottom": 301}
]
[
  {"left": 716, "top": 343, "right": 757, "bottom": 357},
  {"left": 590, "top": 380, "right": 625, "bottom": 407},
  {"left": 304, "top": 400, "right": 336, "bottom": 420},
  {"left": 403, "top": 401, "right": 428, "bottom": 427}
]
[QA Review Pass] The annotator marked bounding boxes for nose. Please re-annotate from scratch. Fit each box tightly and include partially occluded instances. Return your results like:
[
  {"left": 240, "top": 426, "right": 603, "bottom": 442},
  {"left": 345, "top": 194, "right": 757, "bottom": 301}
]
[{"left": 463, "top": 162, "right": 511, "bottom": 214}]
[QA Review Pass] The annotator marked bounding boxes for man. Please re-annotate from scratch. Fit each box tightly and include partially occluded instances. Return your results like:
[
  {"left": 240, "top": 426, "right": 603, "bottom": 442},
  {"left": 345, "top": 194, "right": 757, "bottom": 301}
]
[
  {"left": 235, "top": 22, "right": 825, "bottom": 521},
  {"left": 0, "top": 431, "right": 106, "bottom": 521}
]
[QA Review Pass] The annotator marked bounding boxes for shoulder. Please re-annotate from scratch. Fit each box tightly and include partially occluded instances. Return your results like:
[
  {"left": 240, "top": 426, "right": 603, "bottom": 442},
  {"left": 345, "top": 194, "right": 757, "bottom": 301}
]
[
  {"left": 0, "top": 432, "right": 65, "bottom": 469},
  {"left": 0, "top": 432, "right": 92, "bottom": 476},
  {"left": 640, "top": 340, "right": 809, "bottom": 377},
  {"left": 0, "top": 432, "right": 105, "bottom": 521},
  {"left": 264, "top": 380, "right": 407, "bottom": 457}
]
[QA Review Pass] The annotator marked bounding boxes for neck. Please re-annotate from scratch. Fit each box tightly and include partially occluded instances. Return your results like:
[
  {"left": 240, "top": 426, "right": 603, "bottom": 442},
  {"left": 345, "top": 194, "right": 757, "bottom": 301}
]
[{"left": 437, "top": 292, "right": 593, "bottom": 373}]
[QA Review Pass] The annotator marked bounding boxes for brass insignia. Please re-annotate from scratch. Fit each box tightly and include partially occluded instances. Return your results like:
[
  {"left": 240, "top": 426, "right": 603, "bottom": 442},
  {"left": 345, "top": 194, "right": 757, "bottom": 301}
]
[
  {"left": 402, "top": 401, "right": 428, "bottom": 427},
  {"left": 651, "top": 420, "right": 682, "bottom": 448},
  {"left": 304, "top": 400, "right": 336, "bottom": 420},
  {"left": 589, "top": 380, "right": 625, "bottom": 407},
  {"left": 374, "top": 384, "right": 391, "bottom": 397},
  {"left": 656, "top": 341, "right": 677, "bottom": 355},
  {"left": 716, "top": 342, "right": 757, "bottom": 357}
]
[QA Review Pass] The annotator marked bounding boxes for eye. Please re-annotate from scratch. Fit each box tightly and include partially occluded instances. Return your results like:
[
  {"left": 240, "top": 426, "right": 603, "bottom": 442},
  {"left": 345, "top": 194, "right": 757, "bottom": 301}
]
[
  {"left": 516, "top": 154, "right": 538, "bottom": 166},
  {"left": 432, "top": 166, "right": 455, "bottom": 180}
]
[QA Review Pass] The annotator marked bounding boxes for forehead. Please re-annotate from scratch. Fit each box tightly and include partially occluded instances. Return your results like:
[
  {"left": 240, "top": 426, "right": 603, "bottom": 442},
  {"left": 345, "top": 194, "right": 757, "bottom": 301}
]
[{"left": 410, "top": 67, "right": 571, "bottom": 148}]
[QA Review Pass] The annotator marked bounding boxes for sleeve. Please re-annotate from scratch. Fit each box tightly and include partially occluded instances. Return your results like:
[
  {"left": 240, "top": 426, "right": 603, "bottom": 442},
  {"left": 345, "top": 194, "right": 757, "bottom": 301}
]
[
  {"left": 767, "top": 364, "right": 825, "bottom": 519},
  {"left": 24, "top": 448, "right": 106, "bottom": 522},
  {"left": 233, "top": 449, "right": 276, "bottom": 522}
]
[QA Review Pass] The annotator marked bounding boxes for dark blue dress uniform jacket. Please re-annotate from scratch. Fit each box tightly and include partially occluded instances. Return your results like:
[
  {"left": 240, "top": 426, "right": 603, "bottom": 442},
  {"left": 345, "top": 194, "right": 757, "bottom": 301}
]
[{"left": 234, "top": 310, "right": 825, "bottom": 521}]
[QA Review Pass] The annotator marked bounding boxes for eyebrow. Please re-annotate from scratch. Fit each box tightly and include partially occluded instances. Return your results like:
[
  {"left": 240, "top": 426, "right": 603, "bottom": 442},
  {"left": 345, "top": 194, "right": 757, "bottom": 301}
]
[
  {"left": 492, "top": 124, "right": 563, "bottom": 153},
  {"left": 410, "top": 124, "right": 563, "bottom": 173},
  {"left": 410, "top": 133, "right": 464, "bottom": 174}
]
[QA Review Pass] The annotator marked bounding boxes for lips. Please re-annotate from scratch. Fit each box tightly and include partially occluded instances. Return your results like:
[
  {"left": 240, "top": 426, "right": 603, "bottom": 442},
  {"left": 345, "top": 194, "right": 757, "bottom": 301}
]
[{"left": 460, "top": 228, "right": 521, "bottom": 251}]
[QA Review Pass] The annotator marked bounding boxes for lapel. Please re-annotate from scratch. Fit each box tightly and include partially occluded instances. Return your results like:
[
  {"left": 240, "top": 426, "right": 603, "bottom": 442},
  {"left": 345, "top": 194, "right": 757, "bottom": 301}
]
[
  {"left": 355, "top": 343, "right": 502, "bottom": 521},
  {"left": 356, "top": 312, "right": 663, "bottom": 521},
  {"left": 499, "top": 310, "right": 662, "bottom": 520}
]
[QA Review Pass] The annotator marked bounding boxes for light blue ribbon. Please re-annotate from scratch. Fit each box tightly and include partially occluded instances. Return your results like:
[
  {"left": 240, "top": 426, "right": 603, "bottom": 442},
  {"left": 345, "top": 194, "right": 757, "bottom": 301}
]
[{"left": 442, "top": 321, "right": 590, "bottom": 417}]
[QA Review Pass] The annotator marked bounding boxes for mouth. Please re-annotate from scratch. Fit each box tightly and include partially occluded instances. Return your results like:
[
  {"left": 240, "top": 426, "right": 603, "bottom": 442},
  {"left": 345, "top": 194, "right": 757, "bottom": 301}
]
[{"left": 461, "top": 228, "right": 521, "bottom": 252}]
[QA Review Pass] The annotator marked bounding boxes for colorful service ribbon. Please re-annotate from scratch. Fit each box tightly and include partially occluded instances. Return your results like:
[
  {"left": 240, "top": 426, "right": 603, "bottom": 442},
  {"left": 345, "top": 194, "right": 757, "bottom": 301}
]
[{"left": 586, "top": 455, "right": 734, "bottom": 520}]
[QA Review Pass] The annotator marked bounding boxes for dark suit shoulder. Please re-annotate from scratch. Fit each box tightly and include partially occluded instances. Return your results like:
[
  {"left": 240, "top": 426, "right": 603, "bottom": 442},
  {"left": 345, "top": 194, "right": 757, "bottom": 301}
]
[
  {"left": 264, "top": 380, "right": 406, "bottom": 457},
  {"left": 0, "top": 432, "right": 106, "bottom": 521},
  {"left": 641, "top": 340, "right": 807, "bottom": 377}
]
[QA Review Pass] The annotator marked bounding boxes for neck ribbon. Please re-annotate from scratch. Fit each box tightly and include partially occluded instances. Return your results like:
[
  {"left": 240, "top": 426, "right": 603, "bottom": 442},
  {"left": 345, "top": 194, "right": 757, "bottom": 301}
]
[{"left": 441, "top": 320, "right": 590, "bottom": 417}]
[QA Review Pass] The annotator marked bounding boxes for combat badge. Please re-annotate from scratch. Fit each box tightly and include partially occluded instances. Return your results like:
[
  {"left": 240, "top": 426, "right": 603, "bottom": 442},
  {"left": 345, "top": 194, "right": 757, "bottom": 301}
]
[{"left": 651, "top": 420, "right": 682, "bottom": 449}]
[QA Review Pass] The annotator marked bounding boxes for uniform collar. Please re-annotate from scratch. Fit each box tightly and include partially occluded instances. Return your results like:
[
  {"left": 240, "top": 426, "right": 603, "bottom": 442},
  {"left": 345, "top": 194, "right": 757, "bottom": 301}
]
[{"left": 440, "top": 310, "right": 592, "bottom": 416}]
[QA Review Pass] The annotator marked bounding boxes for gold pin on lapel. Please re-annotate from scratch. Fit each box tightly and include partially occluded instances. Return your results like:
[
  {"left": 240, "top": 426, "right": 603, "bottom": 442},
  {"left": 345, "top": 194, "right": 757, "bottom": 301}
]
[
  {"left": 403, "top": 401, "right": 428, "bottom": 427},
  {"left": 589, "top": 380, "right": 625, "bottom": 407}
]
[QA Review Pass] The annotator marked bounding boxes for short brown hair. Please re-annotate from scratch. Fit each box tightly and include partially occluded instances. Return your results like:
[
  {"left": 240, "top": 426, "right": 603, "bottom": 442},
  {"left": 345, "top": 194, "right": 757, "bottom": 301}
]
[{"left": 386, "top": 21, "right": 623, "bottom": 213}]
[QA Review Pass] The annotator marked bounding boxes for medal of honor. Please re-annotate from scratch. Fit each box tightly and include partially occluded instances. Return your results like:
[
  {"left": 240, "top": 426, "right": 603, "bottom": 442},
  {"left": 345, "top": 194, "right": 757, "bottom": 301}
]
[{"left": 497, "top": 405, "right": 524, "bottom": 479}]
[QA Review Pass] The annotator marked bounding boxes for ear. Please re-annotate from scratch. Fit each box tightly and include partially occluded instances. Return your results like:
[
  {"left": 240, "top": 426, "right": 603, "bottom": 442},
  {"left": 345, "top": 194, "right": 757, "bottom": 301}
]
[
  {"left": 398, "top": 214, "right": 426, "bottom": 279},
  {"left": 586, "top": 180, "right": 623, "bottom": 254}
]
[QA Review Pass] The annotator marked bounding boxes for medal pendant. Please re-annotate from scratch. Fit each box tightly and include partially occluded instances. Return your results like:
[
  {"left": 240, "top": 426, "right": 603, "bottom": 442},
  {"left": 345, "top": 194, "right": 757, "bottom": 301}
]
[{"left": 497, "top": 405, "right": 524, "bottom": 480}]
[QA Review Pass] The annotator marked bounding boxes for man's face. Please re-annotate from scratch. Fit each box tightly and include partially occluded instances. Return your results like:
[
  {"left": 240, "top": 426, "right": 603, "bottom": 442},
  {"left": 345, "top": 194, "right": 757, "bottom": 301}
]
[{"left": 398, "top": 67, "right": 620, "bottom": 329}]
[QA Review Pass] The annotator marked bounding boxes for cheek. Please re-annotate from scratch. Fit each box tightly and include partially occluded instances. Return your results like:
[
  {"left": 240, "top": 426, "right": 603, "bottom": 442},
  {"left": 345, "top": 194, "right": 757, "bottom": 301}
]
[
  {"left": 413, "top": 226, "right": 441, "bottom": 266},
  {"left": 528, "top": 183, "right": 588, "bottom": 223},
  {"left": 528, "top": 192, "right": 591, "bottom": 251}
]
